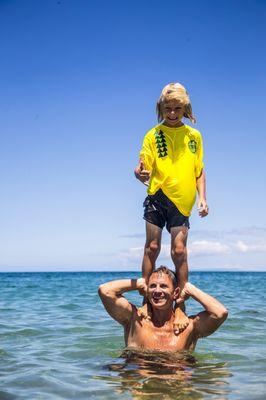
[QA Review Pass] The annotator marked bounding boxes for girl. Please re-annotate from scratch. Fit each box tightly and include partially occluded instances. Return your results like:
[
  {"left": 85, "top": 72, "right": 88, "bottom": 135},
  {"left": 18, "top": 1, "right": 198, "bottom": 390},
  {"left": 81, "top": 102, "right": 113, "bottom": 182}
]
[{"left": 134, "top": 83, "right": 208, "bottom": 334}]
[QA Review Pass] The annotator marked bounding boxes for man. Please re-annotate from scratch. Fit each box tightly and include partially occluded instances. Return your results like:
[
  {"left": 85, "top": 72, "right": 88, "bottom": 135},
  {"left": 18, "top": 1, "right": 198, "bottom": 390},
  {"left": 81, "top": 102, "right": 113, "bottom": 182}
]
[{"left": 98, "top": 266, "right": 228, "bottom": 351}]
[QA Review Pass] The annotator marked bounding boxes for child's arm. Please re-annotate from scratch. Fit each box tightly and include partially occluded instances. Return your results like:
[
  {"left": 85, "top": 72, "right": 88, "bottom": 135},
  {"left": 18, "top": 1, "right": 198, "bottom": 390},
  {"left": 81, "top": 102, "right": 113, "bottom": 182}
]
[
  {"left": 135, "top": 133, "right": 154, "bottom": 185},
  {"left": 196, "top": 170, "right": 209, "bottom": 217},
  {"left": 134, "top": 159, "right": 151, "bottom": 185}
]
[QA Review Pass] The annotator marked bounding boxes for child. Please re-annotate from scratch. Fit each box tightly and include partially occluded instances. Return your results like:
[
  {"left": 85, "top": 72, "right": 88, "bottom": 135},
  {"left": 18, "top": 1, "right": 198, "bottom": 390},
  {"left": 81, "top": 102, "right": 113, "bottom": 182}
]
[{"left": 134, "top": 82, "right": 208, "bottom": 334}]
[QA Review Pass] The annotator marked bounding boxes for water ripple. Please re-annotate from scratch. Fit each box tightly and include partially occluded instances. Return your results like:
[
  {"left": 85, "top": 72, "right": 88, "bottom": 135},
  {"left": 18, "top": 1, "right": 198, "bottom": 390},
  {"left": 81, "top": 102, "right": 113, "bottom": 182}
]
[{"left": 0, "top": 271, "right": 266, "bottom": 399}]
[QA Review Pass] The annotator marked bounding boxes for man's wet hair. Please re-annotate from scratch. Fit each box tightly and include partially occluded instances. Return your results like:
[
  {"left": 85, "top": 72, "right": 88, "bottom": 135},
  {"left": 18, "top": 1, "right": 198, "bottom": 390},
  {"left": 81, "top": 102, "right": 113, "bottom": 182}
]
[{"left": 151, "top": 266, "right": 178, "bottom": 288}]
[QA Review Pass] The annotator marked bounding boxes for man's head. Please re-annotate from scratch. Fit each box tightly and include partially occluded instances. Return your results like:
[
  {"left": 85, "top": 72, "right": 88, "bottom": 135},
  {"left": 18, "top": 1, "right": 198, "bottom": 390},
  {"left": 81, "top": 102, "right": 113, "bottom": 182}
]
[{"left": 147, "top": 266, "right": 180, "bottom": 310}]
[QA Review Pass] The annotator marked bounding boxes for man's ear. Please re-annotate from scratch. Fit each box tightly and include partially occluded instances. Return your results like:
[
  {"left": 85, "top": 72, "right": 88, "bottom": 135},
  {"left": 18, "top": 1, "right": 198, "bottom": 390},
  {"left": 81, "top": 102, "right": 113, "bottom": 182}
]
[{"left": 173, "top": 287, "right": 180, "bottom": 300}]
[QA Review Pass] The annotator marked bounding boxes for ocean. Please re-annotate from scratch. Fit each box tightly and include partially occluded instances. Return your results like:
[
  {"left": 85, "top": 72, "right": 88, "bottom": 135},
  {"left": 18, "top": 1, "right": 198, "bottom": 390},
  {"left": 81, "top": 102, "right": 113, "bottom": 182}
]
[{"left": 0, "top": 271, "right": 265, "bottom": 399}]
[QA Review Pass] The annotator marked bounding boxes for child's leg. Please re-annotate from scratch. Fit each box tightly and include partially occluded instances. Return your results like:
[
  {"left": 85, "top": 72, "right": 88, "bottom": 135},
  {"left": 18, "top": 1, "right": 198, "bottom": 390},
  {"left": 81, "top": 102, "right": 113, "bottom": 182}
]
[
  {"left": 170, "top": 226, "right": 189, "bottom": 334},
  {"left": 138, "top": 222, "right": 162, "bottom": 318},
  {"left": 142, "top": 221, "right": 162, "bottom": 282}
]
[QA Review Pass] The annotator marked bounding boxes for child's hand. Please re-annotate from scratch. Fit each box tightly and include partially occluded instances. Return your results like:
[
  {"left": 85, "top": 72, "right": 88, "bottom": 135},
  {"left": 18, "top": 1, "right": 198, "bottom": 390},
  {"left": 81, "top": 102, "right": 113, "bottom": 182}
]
[
  {"left": 197, "top": 198, "right": 209, "bottom": 218},
  {"left": 134, "top": 160, "right": 151, "bottom": 185}
]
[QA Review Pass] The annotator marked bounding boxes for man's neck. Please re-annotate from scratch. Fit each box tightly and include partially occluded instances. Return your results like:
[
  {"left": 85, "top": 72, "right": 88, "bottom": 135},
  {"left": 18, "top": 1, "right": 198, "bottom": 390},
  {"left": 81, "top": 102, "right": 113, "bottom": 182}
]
[{"left": 151, "top": 307, "right": 174, "bottom": 327}]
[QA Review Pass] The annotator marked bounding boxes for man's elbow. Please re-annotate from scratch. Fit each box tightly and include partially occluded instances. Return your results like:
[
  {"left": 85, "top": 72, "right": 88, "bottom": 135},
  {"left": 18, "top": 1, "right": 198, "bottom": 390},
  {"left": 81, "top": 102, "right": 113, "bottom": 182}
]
[
  {"left": 216, "top": 307, "right": 229, "bottom": 322},
  {"left": 98, "top": 284, "right": 110, "bottom": 299}
]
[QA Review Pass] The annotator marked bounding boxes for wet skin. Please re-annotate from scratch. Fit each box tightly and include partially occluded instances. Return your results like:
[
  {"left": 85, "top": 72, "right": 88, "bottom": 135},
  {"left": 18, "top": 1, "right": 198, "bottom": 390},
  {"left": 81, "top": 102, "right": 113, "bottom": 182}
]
[{"left": 125, "top": 274, "right": 197, "bottom": 351}]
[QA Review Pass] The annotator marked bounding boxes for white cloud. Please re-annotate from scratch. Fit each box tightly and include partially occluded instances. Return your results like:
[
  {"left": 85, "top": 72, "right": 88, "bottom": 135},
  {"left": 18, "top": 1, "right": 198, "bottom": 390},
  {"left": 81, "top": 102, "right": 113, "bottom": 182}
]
[
  {"left": 117, "top": 240, "right": 231, "bottom": 267},
  {"left": 117, "top": 246, "right": 143, "bottom": 267},
  {"left": 159, "top": 244, "right": 171, "bottom": 257},
  {"left": 188, "top": 240, "right": 230, "bottom": 256},
  {"left": 117, "top": 244, "right": 171, "bottom": 267},
  {"left": 234, "top": 240, "right": 266, "bottom": 253},
  {"left": 116, "top": 232, "right": 266, "bottom": 270}
]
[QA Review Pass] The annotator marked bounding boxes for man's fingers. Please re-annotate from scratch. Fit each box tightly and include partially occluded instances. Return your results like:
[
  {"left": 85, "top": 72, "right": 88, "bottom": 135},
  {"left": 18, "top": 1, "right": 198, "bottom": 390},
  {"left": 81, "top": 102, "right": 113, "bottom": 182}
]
[
  {"left": 175, "top": 297, "right": 185, "bottom": 305},
  {"left": 138, "top": 288, "right": 146, "bottom": 296},
  {"left": 176, "top": 290, "right": 189, "bottom": 304}
]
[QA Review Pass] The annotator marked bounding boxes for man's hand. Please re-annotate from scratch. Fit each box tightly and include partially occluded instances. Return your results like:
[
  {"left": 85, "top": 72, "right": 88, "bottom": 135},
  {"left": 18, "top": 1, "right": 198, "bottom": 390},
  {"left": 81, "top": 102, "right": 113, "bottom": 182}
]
[
  {"left": 136, "top": 278, "right": 151, "bottom": 320},
  {"left": 197, "top": 197, "right": 209, "bottom": 218},
  {"left": 175, "top": 283, "right": 190, "bottom": 305},
  {"left": 134, "top": 160, "right": 151, "bottom": 185},
  {"left": 137, "top": 278, "right": 147, "bottom": 297},
  {"left": 180, "top": 282, "right": 194, "bottom": 298}
]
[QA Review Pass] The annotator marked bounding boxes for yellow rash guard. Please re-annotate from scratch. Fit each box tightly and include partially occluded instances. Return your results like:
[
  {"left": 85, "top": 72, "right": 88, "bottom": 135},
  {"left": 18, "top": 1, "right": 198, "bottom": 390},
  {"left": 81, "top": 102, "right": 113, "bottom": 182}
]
[{"left": 139, "top": 124, "right": 204, "bottom": 217}]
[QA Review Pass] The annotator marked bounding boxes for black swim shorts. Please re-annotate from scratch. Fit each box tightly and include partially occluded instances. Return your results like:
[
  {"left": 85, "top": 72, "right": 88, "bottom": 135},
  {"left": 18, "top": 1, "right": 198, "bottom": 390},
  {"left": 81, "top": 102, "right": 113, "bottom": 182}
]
[{"left": 143, "top": 189, "right": 190, "bottom": 233}]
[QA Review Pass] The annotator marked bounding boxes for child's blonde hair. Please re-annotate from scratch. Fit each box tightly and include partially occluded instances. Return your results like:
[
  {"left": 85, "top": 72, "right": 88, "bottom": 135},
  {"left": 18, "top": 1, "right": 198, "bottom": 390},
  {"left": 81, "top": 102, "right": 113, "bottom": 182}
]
[{"left": 156, "top": 82, "right": 196, "bottom": 124}]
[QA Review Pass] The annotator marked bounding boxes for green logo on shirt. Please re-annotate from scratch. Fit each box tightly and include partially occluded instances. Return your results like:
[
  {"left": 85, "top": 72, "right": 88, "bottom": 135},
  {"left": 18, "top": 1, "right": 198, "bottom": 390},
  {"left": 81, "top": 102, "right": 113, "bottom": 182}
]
[
  {"left": 188, "top": 140, "right": 197, "bottom": 153},
  {"left": 155, "top": 130, "right": 168, "bottom": 158}
]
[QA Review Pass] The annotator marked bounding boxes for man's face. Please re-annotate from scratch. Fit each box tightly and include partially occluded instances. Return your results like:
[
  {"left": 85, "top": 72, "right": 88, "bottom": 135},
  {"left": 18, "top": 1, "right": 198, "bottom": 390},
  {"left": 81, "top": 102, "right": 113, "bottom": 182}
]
[
  {"left": 147, "top": 273, "right": 178, "bottom": 310},
  {"left": 161, "top": 99, "right": 185, "bottom": 127}
]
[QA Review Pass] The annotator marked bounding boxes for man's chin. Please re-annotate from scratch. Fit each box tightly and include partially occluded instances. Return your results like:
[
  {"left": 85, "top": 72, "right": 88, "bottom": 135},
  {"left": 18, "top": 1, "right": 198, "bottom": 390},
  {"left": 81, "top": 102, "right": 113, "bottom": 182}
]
[{"left": 150, "top": 298, "right": 168, "bottom": 309}]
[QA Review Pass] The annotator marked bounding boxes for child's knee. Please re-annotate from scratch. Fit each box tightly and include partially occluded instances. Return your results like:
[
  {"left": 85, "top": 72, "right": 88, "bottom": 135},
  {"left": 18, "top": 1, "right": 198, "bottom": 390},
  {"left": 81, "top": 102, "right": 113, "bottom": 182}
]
[
  {"left": 145, "top": 241, "right": 161, "bottom": 257},
  {"left": 171, "top": 243, "right": 187, "bottom": 262}
]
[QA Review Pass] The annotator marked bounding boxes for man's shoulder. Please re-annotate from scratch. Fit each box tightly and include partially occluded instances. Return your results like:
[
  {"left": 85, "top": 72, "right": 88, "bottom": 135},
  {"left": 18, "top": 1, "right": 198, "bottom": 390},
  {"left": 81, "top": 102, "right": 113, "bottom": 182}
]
[
  {"left": 187, "top": 314, "right": 203, "bottom": 339},
  {"left": 186, "top": 316, "right": 197, "bottom": 331},
  {"left": 124, "top": 304, "right": 149, "bottom": 334},
  {"left": 181, "top": 316, "right": 198, "bottom": 338}
]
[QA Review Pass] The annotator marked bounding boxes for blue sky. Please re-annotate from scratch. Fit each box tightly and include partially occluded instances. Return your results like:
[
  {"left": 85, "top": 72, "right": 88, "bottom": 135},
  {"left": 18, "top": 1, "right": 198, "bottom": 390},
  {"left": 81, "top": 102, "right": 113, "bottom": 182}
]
[{"left": 1, "top": 0, "right": 266, "bottom": 271}]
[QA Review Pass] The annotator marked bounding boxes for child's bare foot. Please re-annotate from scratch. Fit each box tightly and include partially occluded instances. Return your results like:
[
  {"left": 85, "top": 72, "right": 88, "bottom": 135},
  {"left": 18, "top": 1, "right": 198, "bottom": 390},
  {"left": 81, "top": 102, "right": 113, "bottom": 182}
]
[
  {"left": 173, "top": 307, "right": 189, "bottom": 335},
  {"left": 137, "top": 302, "right": 152, "bottom": 320}
]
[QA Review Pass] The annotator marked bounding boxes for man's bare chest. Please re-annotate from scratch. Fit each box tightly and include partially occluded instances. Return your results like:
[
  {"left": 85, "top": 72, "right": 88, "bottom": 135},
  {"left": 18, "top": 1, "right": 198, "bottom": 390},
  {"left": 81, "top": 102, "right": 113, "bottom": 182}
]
[{"left": 127, "top": 319, "right": 193, "bottom": 351}]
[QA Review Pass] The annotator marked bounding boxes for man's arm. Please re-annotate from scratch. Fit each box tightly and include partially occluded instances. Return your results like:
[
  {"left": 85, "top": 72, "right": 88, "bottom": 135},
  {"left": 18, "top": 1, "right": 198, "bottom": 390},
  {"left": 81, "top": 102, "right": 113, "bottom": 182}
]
[
  {"left": 196, "top": 170, "right": 209, "bottom": 217},
  {"left": 182, "top": 282, "right": 228, "bottom": 338},
  {"left": 98, "top": 278, "right": 146, "bottom": 327}
]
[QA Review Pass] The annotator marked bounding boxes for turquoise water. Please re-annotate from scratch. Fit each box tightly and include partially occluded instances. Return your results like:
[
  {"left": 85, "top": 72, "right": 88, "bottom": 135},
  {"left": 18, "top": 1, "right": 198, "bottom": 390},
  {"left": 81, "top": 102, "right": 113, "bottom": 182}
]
[{"left": 0, "top": 271, "right": 266, "bottom": 399}]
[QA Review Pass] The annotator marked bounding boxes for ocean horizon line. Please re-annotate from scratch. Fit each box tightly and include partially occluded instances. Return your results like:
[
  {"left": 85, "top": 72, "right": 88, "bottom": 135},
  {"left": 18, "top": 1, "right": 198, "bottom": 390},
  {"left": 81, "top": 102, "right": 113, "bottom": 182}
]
[{"left": 0, "top": 269, "right": 265, "bottom": 273}]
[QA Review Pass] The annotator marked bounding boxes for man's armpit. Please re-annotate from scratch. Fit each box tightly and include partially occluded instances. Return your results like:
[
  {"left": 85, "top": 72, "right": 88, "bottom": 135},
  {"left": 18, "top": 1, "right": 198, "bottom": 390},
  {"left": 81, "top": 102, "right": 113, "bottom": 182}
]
[
  {"left": 116, "top": 299, "right": 135, "bottom": 327},
  {"left": 190, "top": 314, "right": 205, "bottom": 339}
]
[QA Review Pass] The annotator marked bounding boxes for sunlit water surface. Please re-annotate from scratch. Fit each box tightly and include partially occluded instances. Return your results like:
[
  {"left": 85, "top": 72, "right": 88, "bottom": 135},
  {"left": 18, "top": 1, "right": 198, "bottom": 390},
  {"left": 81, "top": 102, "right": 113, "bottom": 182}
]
[{"left": 0, "top": 272, "right": 265, "bottom": 399}]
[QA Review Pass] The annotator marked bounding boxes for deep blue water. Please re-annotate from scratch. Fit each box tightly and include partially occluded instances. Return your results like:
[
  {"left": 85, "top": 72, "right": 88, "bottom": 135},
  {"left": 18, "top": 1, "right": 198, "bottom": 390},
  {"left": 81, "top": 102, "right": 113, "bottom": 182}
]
[{"left": 0, "top": 271, "right": 266, "bottom": 399}]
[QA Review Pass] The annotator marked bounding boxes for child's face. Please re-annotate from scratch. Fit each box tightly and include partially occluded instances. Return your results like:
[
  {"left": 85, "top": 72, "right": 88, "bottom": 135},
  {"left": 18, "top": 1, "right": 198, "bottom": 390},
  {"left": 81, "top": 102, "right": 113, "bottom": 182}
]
[{"left": 161, "top": 99, "right": 185, "bottom": 127}]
